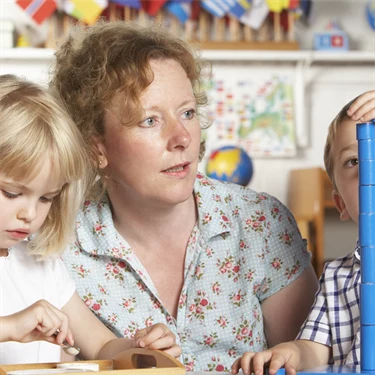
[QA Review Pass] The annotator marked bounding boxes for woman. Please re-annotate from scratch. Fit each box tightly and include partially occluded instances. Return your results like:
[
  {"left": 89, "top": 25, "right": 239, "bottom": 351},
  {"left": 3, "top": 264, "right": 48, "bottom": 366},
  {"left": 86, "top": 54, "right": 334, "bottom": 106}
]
[{"left": 51, "top": 21, "right": 318, "bottom": 372}]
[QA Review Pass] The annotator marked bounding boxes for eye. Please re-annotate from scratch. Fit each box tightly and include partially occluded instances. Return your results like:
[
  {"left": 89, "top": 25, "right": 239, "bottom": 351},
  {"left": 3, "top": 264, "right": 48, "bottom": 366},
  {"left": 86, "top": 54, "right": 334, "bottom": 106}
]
[
  {"left": 344, "top": 157, "right": 358, "bottom": 168},
  {"left": 39, "top": 195, "right": 56, "bottom": 203},
  {"left": 183, "top": 109, "right": 196, "bottom": 120},
  {"left": 1, "top": 190, "right": 19, "bottom": 199},
  {"left": 140, "top": 117, "right": 157, "bottom": 128}
]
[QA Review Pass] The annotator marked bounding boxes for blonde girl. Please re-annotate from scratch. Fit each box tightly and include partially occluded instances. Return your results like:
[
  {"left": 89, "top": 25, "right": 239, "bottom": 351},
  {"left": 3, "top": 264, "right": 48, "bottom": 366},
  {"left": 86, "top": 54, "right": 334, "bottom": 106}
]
[{"left": 0, "top": 75, "right": 180, "bottom": 364}]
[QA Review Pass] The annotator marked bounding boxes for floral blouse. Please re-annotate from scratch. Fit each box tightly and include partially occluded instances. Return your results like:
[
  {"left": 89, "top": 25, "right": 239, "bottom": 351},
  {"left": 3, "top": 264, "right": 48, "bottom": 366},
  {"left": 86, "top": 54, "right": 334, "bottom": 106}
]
[{"left": 63, "top": 172, "right": 311, "bottom": 372}]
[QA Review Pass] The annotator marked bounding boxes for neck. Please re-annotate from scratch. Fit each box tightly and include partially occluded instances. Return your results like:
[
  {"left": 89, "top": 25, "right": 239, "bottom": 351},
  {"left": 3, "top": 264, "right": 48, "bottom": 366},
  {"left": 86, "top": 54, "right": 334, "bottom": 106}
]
[{"left": 109, "top": 192, "right": 197, "bottom": 248}]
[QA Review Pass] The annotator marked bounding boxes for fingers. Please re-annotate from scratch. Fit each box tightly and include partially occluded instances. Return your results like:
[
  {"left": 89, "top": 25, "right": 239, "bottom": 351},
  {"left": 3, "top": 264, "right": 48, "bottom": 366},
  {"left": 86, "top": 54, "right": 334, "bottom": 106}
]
[
  {"left": 347, "top": 90, "right": 375, "bottom": 122},
  {"left": 134, "top": 323, "right": 173, "bottom": 349},
  {"left": 161, "top": 343, "right": 182, "bottom": 358},
  {"left": 231, "top": 351, "right": 289, "bottom": 375},
  {"left": 134, "top": 323, "right": 181, "bottom": 357}
]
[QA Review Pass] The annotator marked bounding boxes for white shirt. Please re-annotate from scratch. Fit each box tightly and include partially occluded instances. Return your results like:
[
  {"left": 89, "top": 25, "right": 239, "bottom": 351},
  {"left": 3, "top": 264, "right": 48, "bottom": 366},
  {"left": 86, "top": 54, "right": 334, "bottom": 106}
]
[{"left": 0, "top": 241, "right": 75, "bottom": 364}]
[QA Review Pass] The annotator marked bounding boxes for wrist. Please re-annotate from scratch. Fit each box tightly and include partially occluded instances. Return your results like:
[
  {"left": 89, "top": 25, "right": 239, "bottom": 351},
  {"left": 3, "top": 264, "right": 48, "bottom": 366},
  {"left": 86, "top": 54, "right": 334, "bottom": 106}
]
[{"left": 0, "top": 316, "right": 14, "bottom": 342}]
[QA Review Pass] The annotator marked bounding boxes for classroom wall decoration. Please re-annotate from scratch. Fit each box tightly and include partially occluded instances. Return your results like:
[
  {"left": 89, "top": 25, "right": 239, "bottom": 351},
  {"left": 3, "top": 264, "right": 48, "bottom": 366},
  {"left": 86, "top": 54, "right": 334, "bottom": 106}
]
[{"left": 203, "top": 66, "right": 297, "bottom": 159}]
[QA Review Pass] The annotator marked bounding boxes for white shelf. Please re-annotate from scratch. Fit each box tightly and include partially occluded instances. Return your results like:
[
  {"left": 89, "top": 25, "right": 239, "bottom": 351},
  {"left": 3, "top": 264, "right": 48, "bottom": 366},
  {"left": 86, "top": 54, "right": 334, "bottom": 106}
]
[{"left": 1, "top": 48, "right": 374, "bottom": 64}]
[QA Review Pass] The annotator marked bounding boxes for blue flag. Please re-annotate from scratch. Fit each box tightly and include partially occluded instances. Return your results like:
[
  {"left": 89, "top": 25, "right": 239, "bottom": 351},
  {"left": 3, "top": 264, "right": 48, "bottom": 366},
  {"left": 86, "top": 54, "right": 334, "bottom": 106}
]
[
  {"left": 111, "top": 0, "right": 141, "bottom": 9},
  {"left": 165, "top": 0, "right": 192, "bottom": 23},
  {"left": 229, "top": 0, "right": 251, "bottom": 19},
  {"left": 201, "top": 0, "right": 236, "bottom": 17}
]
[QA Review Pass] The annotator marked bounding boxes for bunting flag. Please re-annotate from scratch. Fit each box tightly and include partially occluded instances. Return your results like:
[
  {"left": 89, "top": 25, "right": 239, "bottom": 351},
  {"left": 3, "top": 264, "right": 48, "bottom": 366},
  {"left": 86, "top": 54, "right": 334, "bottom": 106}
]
[
  {"left": 141, "top": 0, "right": 167, "bottom": 16},
  {"left": 240, "top": 0, "right": 268, "bottom": 29},
  {"left": 165, "top": 1, "right": 192, "bottom": 23},
  {"left": 201, "top": 0, "right": 235, "bottom": 18},
  {"left": 265, "top": 0, "right": 289, "bottom": 13},
  {"left": 229, "top": 0, "right": 251, "bottom": 19},
  {"left": 16, "top": 0, "right": 57, "bottom": 24},
  {"left": 63, "top": 0, "right": 108, "bottom": 24},
  {"left": 111, "top": 0, "right": 141, "bottom": 8}
]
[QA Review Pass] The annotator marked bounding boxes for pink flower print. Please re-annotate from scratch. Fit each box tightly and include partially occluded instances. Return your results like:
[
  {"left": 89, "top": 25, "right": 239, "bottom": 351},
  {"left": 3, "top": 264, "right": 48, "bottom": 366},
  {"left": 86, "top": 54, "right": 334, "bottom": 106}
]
[
  {"left": 92, "top": 221, "right": 106, "bottom": 237},
  {"left": 178, "top": 294, "right": 187, "bottom": 309},
  {"left": 227, "top": 347, "right": 237, "bottom": 357},
  {"left": 230, "top": 290, "right": 246, "bottom": 307},
  {"left": 212, "top": 281, "right": 221, "bottom": 295},
  {"left": 285, "top": 261, "right": 301, "bottom": 280},
  {"left": 183, "top": 356, "right": 196, "bottom": 372},
  {"left": 113, "top": 266, "right": 119, "bottom": 274},
  {"left": 194, "top": 263, "right": 205, "bottom": 280},
  {"left": 213, "top": 194, "right": 221, "bottom": 202},
  {"left": 145, "top": 316, "right": 153, "bottom": 327},
  {"left": 195, "top": 192, "right": 202, "bottom": 207},
  {"left": 271, "top": 257, "right": 283, "bottom": 270},
  {"left": 123, "top": 329, "right": 130, "bottom": 338},
  {"left": 279, "top": 229, "right": 293, "bottom": 246},
  {"left": 137, "top": 281, "right": 146, "bottom": 291},
  {"left": 232, "top": 206, "right": 240, "bottom": 217},
  {"left": 259, "top": 215, "right": 266, "bottom": 221},
  {"left": 202, "top": 213, "right": 212, "bottom": 225},
  {"left": 106, "top": 263, "right": 112, "bottom": 271},
  {"left": 245, "top": 269, "right": 255, "bottom": 282},
  {"left": 205, "top": 247, "right": 214, "bottom": 257},
  {"left": 187, "top": 291, "right": 214, "bottom": 321},
  {"left": 217, "top": 255, "right": 241, "bottom": 279},
  {"left": 118, "top": 261, "right": 126, "bottom": 268},
  {"left": 216, "top": 315, "right": 228, "bottom": 328},
  {"left": 92, "top": 303, "right": 101, "bottom": 311},
  {"left": 200, "top": 332, "right": 218, "bottom": 348},
  {"left": 84, "top": 299, "right": 92, "bottom": 306},
  {"left": 239, "top": 239, "right": 248, "bottom": 251},
  {"left": 207, "top": 357, "right": 227, "bottom": 372},
  {"left": 253, "top": 283, "right": 261, "bottom": 295},
  {"left": 73, "top": 264, "right": 90, "bottom": 278},
  {"left": 271, "top": 206, "right": 280, "bottom": 219},
  {"left": 121, "top": 297, "right": 136, "bottom": 313},
  {"left": 233, "top": 318, "right": 254, "bottom": 344},
  {"left": 108, "top": 313, "right": 118, "bottom": 324},
  {"left": 220, "top": 211, "right": 230, "bottom": 228}
]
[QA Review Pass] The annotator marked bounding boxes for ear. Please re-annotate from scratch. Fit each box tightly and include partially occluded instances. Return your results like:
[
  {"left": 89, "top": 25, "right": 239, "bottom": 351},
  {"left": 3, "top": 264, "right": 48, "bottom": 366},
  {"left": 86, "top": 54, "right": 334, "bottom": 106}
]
[
  {"left": 92, "top": 136, "right": 108, "bottom": 169},
  {"left": 332, "top": 190, "right": 350, "bottom": 221}
]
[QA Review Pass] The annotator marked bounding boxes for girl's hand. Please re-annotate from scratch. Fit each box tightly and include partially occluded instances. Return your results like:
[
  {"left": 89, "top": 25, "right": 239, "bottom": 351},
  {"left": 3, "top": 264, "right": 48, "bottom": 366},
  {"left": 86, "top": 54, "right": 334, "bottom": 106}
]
[
  {"left": 1, "top": 299, "right": 74, "bottom": 347},
  {"left": 347, "top": 90, "right": 375, "bottom": 122},
  {"left": 133, "top": 323, "right": 182, "bottom": 358}
]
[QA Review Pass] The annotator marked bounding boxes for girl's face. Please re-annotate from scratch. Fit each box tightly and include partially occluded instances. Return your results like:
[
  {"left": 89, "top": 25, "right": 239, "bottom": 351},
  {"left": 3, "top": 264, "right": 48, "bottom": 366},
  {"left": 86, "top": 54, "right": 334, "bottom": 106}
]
[
  {"left": 97, "top": 58, "right": 202, "bottom": 208},
  {"left": 0, "top": 159, "right": 62, "bottom": 255}
]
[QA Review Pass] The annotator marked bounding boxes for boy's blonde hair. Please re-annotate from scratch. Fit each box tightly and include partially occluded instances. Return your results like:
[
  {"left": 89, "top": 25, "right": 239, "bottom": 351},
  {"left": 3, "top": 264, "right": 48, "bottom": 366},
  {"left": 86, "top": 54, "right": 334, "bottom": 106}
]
[
  {"left": 0, "top": 75, "right": 91, "bottom": 258},
  {"left": 51, "top": 21, "right": 210, "bottom": 197},
  {"left": 324, "top": 99, "right": 356, "bottom": 190}
]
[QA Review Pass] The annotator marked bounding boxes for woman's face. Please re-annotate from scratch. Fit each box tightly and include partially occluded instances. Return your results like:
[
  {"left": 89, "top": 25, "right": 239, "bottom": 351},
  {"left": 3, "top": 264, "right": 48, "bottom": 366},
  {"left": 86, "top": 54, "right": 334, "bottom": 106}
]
[{"left": 98, "top": 58, "right": 202, "bottom": 208}]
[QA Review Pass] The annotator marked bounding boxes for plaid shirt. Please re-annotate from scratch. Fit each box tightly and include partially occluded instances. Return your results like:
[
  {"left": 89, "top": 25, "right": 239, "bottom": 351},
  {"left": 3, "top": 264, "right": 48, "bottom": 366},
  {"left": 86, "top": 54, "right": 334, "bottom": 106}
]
[{"left": 297, "top": 245, "right": 361, "bottom": 365}]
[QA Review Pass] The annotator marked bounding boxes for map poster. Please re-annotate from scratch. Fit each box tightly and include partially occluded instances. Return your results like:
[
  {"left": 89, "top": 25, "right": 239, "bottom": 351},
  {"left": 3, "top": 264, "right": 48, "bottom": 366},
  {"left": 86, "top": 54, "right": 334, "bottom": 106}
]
[{"left": 202, "top": 66, "right": 297, "bottom": 159}]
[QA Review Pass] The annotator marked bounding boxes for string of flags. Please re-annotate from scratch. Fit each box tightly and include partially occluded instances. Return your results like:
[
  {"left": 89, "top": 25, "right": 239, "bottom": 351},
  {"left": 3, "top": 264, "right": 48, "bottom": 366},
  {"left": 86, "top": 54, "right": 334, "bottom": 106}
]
[{"left": 15, "top": 0, "right": 312, "bottom": 29}]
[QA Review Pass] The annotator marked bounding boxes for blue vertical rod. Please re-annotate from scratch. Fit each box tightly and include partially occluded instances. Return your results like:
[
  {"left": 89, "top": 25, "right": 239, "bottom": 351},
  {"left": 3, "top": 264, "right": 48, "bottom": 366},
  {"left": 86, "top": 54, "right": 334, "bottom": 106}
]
[{"left": 357, "top": 119, "right": 375, "bottom": 371}]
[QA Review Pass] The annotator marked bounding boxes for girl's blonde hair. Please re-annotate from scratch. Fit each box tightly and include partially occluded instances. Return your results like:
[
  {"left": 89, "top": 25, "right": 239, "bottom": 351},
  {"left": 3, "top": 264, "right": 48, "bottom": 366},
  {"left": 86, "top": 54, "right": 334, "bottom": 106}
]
[{"left": 0, "top": 74, "right": 91, "bottom": 259}]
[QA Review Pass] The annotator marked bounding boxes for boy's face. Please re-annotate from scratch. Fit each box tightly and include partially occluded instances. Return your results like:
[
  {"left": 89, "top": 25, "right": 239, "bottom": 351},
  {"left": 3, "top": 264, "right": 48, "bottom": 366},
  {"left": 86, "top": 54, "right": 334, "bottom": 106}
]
[{"left": 331, "top": 117, "right": 359, "bottom": 224}]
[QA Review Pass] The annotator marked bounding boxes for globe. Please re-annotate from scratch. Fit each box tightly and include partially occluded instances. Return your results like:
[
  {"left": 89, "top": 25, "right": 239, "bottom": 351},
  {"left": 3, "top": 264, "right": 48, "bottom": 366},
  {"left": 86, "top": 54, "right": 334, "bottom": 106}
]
[{"left": 206, "top": 146, "right": 253, "bottom": 186}]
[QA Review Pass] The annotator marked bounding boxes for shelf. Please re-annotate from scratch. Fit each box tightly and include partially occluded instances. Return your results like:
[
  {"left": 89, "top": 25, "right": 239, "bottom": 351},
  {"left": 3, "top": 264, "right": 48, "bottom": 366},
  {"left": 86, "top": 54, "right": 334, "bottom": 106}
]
[{"left": 1, "top": 48, "right": 374, "bottom": 64}]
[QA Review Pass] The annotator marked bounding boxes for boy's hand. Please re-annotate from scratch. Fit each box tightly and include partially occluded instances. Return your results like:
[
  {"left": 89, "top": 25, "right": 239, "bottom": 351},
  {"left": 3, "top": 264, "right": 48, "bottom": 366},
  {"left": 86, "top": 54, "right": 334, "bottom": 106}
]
[
  {"left": 347, "top": 90, "right": 375, "bottom": 122},
  {"left": 1, "top": 299, "right": 74, "bottom": 346},
  {"left": 133, "top": 323, "right": 182, "bottom": 358},
  {"left": 231, "top": 345, "right": 300, "bottom": 375}
]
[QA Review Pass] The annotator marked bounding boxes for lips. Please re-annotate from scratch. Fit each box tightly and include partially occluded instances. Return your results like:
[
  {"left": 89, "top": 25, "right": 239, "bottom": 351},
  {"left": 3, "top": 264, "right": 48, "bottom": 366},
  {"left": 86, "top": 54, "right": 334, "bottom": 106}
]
[
  {"left": 162, "top": 162, "right": 190, "bottom": 173},
  {"left": 6, "top": 229, "right": 30, "bottom": 240}
]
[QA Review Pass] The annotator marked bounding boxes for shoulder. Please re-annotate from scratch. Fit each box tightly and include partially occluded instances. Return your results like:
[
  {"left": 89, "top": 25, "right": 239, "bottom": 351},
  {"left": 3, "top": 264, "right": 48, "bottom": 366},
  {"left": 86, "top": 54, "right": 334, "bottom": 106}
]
[{"left": 321, "top": 251, "right": 359, "bottom": 283}]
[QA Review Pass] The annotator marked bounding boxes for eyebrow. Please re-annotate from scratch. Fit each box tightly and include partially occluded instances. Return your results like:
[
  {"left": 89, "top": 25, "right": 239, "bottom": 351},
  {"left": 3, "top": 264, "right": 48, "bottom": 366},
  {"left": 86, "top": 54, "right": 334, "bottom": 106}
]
[
  {"left": 1, "top": 181, "right": 61, "bottom": 196},
  {"left": 144, "top": 98, "right": 196, "bottom": 112},
  {"left": 338, "top": 143, "right": 357, "bottom": 161}
]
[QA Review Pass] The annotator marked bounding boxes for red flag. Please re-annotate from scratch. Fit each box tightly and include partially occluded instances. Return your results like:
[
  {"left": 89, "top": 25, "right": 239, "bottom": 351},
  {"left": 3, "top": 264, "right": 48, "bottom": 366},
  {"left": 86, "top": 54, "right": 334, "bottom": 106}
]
[
  {"left": 141, "top": 0, "right": 167, "bottom": 16},
  {"left": 16, "top": 0, "right": 57, "bottom": 25}
]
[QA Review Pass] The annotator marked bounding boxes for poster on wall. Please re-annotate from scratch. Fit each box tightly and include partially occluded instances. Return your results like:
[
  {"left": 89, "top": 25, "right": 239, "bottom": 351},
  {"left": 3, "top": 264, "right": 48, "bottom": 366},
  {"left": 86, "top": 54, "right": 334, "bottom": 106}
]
[{"left": 202, "top": 66, "right": 297, "bottom": 160}]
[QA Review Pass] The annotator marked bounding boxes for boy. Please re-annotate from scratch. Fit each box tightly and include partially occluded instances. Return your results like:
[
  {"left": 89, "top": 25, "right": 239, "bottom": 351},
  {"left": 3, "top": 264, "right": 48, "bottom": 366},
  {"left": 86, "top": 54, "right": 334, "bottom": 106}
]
[{"left": 231, "top": 90, "right": 375, "bottom": 375}]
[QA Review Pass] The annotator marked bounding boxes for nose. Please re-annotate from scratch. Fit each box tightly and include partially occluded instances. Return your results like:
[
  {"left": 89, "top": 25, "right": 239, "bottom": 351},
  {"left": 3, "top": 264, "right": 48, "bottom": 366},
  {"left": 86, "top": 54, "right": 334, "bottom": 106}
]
[
  {"left": 17, "top": 203, "right": 37, "bottom": 223},
  {"left": 166, "top": 118, "right": 192, "bottom": 151}
]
